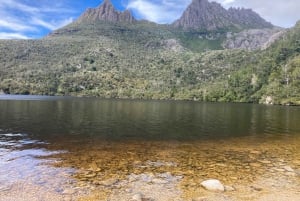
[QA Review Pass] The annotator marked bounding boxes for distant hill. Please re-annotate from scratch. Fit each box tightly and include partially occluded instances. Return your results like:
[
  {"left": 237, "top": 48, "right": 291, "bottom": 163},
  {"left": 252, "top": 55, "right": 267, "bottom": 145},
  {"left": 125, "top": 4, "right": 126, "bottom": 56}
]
[{"left": 0, "top": 0, "right": 299, "bottom": 105}]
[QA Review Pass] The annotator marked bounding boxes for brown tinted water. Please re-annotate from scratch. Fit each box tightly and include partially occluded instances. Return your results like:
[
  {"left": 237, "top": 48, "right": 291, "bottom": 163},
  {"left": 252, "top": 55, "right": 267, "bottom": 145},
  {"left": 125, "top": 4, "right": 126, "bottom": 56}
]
[{"left": 0, "top": 95, "right": 299, "bottom": 200}]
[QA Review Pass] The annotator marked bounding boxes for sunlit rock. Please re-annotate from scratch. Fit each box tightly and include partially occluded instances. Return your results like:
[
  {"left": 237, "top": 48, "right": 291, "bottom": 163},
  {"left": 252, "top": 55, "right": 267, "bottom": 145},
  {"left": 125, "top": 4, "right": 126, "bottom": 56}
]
[{"left": 200, "top": 179, "right": 225, "bottom": 192}]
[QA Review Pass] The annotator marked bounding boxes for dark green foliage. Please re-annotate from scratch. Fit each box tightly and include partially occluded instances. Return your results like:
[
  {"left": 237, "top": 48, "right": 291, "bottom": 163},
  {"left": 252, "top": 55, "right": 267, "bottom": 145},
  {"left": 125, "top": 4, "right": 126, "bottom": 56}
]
[{"left": 0, "top": 20, "right": 300, "bottom": 105}]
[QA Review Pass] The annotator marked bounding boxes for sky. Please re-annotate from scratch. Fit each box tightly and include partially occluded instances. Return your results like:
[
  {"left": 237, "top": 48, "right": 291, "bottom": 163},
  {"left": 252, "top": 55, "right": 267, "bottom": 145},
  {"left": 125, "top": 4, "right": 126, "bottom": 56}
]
[{"left": 0, "top": 0, "right": 300, "bottom": 39}]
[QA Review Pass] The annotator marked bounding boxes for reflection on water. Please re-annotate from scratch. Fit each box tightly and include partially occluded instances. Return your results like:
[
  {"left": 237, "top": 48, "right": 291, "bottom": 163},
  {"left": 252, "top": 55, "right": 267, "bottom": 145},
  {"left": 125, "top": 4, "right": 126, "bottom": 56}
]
[
  {"left": 0, "top": 96, "right": 300, "bottom": 200},
  {"left": 0, "top": 132, "right": 81, "bottom": 200}
]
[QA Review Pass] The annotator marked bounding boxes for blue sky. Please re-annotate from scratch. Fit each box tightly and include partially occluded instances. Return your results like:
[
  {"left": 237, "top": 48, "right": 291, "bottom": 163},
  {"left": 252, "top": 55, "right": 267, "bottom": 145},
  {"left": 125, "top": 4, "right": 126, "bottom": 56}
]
[{"left": 0, "top": 0, "right": 300, "bottom": 39}]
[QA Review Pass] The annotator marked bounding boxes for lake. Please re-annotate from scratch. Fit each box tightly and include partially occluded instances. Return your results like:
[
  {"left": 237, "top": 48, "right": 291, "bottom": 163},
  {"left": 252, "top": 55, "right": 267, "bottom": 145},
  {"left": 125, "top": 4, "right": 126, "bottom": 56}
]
[{"left": 0, "top": 95, "right": 299, "bottom": 200}]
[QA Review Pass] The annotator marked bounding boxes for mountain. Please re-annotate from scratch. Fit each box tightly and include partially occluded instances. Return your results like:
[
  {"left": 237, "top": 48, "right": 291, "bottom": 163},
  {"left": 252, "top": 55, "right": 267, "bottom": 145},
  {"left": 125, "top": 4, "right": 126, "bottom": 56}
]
[
  {"left": 1, "top": 0, "right": 298, "bottom": 105},
  {"left": 173, "top": 0, "right": 273, "bottom": 31},
  {"left": 77, "top": 0, "right": 135, "bottom": 23},
  {"left": 223, "top": 27, "right": 286, "bottom": 50},
  {"left": 228, "top": 7, "right": 273, "bottom": 29}
]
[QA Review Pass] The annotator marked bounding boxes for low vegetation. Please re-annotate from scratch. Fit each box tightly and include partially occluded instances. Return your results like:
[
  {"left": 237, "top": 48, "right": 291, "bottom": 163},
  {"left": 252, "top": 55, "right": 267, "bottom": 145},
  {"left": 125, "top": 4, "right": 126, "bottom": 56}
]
[{"left": 0, "top": 20, "right": 299, "bottom": 105}]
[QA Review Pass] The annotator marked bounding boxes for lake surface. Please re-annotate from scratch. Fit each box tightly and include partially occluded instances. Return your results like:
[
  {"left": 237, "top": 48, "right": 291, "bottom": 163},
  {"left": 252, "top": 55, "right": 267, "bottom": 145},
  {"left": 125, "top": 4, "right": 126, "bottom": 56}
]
[{"left": 0, "top": 95, "right": 299, "bottom": 200}]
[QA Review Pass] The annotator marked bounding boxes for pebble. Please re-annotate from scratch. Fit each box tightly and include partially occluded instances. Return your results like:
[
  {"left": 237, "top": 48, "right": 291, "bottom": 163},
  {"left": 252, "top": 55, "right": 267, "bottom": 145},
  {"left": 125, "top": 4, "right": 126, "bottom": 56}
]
[
  {"left": 99, "top": 178, "right": 119, "bottom": 186},
  {"left": 200, "top": 179, "right": 225, "bottom": 192},
  {"left": 0, "top": 186, "right": 11, "bottom": 192},
  {"left": 63, "top": 195, "right": 73, "bottom": 201},
  {"left": 250, "top": 150, "right": 261, "bottom": 155},
  {"left": 250, "top": 163, "right": 262, "bottom": 167},
  {"left": 225, "top": 185, "right": 235, "bottom": 191},
  {"left": 132, "top": 193, "right": 143, "bottom": 201},
  {"left": 230, "top": 177, "right": 238, "bottom": 180},
  {"left": 192, "top": 197, "right": 208, "bottom": 201},
  {"left": 62, "top": 189, "right": 75, "bottom": 195},
  {"left": 125, "top": 188, "right": 133, "bottom": 193},
  {"left": 251, "top": 186, "right": 263, "bottom": 191},
  {"left": 283, "top": 166, "right": 294, "bottom": 172},
  {"left": 152, "top": 178, "right": 169, "bottom": 184},
  {"left": 259, "top": 160, "right": 272, "bottom": 164},
  {"left": 274, "top": 168, "right": 285, "bottom": 172},
  {"left": 285, "top": 172, "right": 297, "bottom": 176}
]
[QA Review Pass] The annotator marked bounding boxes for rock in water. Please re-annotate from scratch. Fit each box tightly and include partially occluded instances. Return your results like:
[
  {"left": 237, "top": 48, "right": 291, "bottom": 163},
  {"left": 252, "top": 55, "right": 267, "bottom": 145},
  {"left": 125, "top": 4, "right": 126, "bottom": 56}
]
[
  {"left": 283, "top": 166, "right": 294, "bottom": 172},
  {"left": 200, "top": 179, "right": 225, "bottom": 192},
  {"left": 99, "top": 178, "right": 118, "bottom": 186},
  {"left": 132, "top": 193, "right": 143, "bottom": 201},
  {"left": 224, "top": 185, "right": 235, "bottom": 191}
]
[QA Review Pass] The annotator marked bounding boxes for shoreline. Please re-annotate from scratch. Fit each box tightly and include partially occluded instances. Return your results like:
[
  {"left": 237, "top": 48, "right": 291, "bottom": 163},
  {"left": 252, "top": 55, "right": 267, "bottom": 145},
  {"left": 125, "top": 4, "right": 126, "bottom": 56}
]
[{"left": 0, "top": 94, "right": 299, "bottom": 106}]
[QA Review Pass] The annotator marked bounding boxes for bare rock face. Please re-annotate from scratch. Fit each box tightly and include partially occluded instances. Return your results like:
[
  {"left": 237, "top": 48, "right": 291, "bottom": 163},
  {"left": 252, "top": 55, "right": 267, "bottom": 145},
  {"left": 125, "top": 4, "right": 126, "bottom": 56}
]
[
  {"left": 173, "top": 0, "right": 233, "bottom": 31},
  {"left": 172, "top": 0, "right": 273, "bottom": 31},
  {"left": 228, "top": 8, "right": 273, "bottom": 29},
  {"left": 144, "top": 39, "right": 184, "bottom": 52},
  {"left": 77, "top": 0, "right": 135, "bottom": 23},
  {"left": 223, "top": 28, "right": 285, "bottom": 50}
]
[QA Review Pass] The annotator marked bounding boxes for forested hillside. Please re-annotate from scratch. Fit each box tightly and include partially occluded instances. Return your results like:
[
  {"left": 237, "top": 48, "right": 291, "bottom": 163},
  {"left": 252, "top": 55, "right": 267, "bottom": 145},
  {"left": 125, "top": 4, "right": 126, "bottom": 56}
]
[{"left": 0, "top": 0, "right": 299, "bottom": 105}]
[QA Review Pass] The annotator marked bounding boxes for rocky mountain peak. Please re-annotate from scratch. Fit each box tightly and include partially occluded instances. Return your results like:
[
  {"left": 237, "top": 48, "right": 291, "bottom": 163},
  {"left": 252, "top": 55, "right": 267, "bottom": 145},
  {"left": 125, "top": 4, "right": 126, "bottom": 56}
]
[
  {"left": 172, "top": 0, "right": 273, "bottom": 31},
  {"left": 77, "top": 0, "right": 135, "bottom": 23},
  {"left": 228, "top": 7, "right": 273, "bottom": 29},
  {"left": 172, "top": 0, "right": 233, "bottom": 30}
]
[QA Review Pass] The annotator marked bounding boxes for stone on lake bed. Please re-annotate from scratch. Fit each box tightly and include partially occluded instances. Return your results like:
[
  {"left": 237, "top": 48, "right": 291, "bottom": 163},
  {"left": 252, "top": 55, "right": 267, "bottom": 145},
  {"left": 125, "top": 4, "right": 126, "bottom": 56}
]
[
  {"left": 224, "top": 185, "right": 235, "bottom": 191},
  {"left": 132, "top": 193, "right": 143, "bottom": 201},
  {"left": 99, "top": 178, "right": 119, "bottom": 186},
  {"left": 62, "top": 188, "right": 76, "bottom": 195},
  {"left": 251, "top": 185, "right": 263, "bottom": 191},
  {"left": 250, "top": 163, "right": 262, "bottom": 167},
  {"left": 283, "top": 166, "right": 294, "bottom": 172},
  {"left": 152, "top": 178, "right": 169, "bottom": 184},
  {"left": 200, "top": 179, "right": 225, "bottom": 192},
  {"left": 250, "top": 150, "right": 261, "bottom": 155}
]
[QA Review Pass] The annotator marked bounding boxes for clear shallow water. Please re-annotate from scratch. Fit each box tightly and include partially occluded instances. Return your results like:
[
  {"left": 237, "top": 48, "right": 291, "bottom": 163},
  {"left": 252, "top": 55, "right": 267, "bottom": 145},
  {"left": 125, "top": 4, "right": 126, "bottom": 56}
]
[{"left": 0, "top": 95, "right": 300, "bottom": 200}]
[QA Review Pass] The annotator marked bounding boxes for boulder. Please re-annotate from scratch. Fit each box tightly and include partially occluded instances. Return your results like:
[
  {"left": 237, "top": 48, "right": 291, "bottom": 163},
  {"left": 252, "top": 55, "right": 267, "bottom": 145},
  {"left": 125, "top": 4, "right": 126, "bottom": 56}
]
[{"left": 201, "top": 179, "right": 225, "bottom": 192}]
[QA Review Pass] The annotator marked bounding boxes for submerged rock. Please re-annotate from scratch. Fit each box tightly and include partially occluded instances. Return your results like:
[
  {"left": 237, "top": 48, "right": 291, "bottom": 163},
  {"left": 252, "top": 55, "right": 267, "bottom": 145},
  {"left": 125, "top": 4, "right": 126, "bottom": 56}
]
[
  {"left": 224, "top": 185, "right": 235, "bottom": 191},
  {"left": 99, "top": 178, "right": 119, "bottom": 186},
  {"left": 132, "top": 193, "right": 143, "bottom": 201},
  {"left": 200, "top": 179, "right": 225, "bottom": 192},
  {"left": 152, "top": 178, "right": 169, "bottom": 184},
  {"left": 283, "top": 166, "right": 294, "bottom": 172},
  {"left": 251, "top": 185, "right": 263, "bottom": 191}
]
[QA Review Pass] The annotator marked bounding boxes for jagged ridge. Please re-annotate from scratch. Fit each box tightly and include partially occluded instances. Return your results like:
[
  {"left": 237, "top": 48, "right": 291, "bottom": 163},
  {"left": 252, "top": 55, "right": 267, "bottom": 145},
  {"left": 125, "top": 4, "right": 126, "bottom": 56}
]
[
  {"left": 77, "top": 0, "right": 135, "bottom": 23},
  {"left": 173, "top": 0, "right": 273, "bottom": 31}
]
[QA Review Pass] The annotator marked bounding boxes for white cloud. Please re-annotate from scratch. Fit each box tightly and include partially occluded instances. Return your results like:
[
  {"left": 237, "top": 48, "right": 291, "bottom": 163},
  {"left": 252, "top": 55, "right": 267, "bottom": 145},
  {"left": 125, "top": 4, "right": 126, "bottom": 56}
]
[
  {"left": 0, "top": 32, "right": 30, "bottom": 39},
  {"left": 222, "top": 0, "right": 236, "bottom": 5},
  {"left": 31, "top": 17, "right": 73, "bottom": 31},
  {"left": 127, "top": 0, "right": 191, "bottom": 24},
  {"left": 0, "top": 0, "right": 74, "bottom": 14},
  {"left": 0, "top": 19, "right": 36, "bottom": 31},
  {"left": 0, "top": 0, "right": 39, "bottom": 13},
  {"left": 127, "top": 0, "right": 300, "bottom": 27},
  {"left": 0, "top": 0, "right": 300, "bottom": 39},
  {"left": 56, "top": 18, "right": 74, "bottom": 29},
  {"left": 211, "top": 0, "right": 300, "bottom": 27},
  {"left": 0, "top": 0, "right": 75, "bottom": 39}
]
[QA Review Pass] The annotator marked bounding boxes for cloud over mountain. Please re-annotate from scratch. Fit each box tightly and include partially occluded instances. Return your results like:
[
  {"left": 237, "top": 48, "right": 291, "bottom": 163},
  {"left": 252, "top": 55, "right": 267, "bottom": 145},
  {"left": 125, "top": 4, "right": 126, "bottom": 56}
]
[
  {"left": 0, "top": 0, "right": 300, "bottom": 39},
  {"left": 127, "top": 0, "right": 191, "bottom": 24}
]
